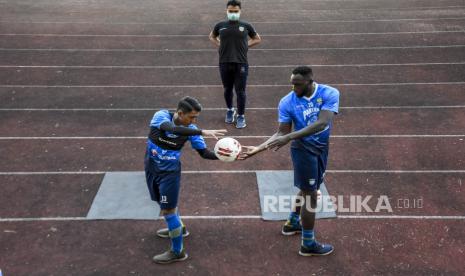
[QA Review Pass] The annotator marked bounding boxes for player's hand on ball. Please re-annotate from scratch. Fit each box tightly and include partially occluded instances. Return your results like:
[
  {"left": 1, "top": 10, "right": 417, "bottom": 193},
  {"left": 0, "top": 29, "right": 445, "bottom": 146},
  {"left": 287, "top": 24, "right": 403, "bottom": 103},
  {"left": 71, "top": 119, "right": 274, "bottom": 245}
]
[
  {"left": 238, "top": 146, "right": 260, "bottom": 160},
  {"left": 266, "top": 135, "right": 291, "bottom": 151},
  {"left": 202, "top": 129, "right": 227, "bottom": 140}
]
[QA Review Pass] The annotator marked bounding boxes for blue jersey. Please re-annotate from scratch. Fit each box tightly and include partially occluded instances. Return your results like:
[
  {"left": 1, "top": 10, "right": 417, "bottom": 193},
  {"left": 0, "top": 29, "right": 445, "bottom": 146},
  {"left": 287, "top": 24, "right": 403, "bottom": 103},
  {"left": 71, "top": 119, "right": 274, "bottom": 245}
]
[
  {"left": 278, "top": 83, "right": 339, "bottom": 154},
  {"left": 146, "top": 110, "right": 207, "bottom": 171}
]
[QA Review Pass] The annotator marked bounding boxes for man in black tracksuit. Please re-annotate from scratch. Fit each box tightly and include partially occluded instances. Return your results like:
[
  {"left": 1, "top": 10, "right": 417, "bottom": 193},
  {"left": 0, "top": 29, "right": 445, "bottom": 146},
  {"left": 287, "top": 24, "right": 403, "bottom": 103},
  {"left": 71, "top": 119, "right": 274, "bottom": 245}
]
[{"left": 209, "top": 0, "right": 261, "bottom": 129}]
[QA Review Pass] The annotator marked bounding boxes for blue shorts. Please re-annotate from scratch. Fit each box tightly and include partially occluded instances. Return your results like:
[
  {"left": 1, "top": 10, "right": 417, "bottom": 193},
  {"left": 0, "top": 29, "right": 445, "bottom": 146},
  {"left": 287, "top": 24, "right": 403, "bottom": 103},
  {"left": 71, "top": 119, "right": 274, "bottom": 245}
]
[
  {"left": 145, "top": 169, "right": 181, "bottom": 210},
  {"left": 291, "top": 145, "right": 328, "bottom": 192}
]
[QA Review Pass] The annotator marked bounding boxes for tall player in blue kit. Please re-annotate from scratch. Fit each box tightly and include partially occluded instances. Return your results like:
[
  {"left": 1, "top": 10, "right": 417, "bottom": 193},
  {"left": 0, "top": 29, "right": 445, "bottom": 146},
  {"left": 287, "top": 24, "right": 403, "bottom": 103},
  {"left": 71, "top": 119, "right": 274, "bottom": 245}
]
[
  {"left": 241, "top": 66, "right": 339, "bottom": 256},
  {"left": 145, "top": 96, "right": 227, "bottom": 264}
]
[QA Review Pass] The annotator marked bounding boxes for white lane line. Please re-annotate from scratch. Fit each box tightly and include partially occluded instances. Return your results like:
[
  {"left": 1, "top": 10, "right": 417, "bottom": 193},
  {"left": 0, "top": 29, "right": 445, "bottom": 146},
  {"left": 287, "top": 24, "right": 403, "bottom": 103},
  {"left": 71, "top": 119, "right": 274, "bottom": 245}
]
[
  {"left": 1, "top": 82, "right": 465, "bottom": 88},
  {"left": 1, "top": 170, "right": 465, "bottom": 176},
  {"left": 2, "top": 17, "right": 465, "bottom": 25},
  {"left": 1, "top": 31, "right": 464, "bottom": 37},
  {"left": 0, "top": 171, "right": 107, "bottom": 175},
  {"left": 1, "top": 62, "right": 464, "bottom": 69},
  {"left": 0, "top": 45, "right": 465, "bottom": 52},
  {"left": 185, "top": 170, "right": 465, "bottom": 174},
  {"left": 1, "top": 106, "right": 465, "bottom": 111},
  {"left": 0, "top": 135, "right": 464, "bottom": 140},
  {"left": 0, "top": 217, "right": 88, "bottom": 222},
  {"left": 1, "top": 215, "right": 465, "bottom": 222},
  {"left": 264, "top": 5, "right": 465, "bottom": 10},
  {"left": 340, "top": 105, "right": 465, "bottom": 109},
  {"left": 1, "top": 5, "right": 462, "bottom": 15},
  {"left": 217, "top": 6, "right": 465, "bottom": 11},
  {"left": 0, "top": 135, "right": 461, "bottom": 140},
  {"left": 178, "top": 215, "right": 261, "bottom": 219},
  {"left": 337, "top": 215, "right": 465, "bottom": 219}
]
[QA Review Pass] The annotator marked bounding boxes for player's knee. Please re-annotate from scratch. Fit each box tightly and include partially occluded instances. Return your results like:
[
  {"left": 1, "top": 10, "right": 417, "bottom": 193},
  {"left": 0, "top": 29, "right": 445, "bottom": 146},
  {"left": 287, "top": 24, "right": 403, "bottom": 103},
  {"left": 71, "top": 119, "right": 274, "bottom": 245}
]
[
  {"left": 301, "top": 190, "right": 318, "bottom": 203},
  {"left": 236, "top": 89, "right": 246, "bottom": 98}
]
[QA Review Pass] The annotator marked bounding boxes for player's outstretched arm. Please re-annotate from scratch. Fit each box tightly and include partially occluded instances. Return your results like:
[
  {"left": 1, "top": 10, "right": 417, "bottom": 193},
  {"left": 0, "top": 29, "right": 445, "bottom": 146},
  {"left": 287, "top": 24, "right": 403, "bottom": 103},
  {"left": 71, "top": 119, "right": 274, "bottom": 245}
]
[
  {"left": 239, "top": 123, "right": 292, "bottom": 160},
  {"left": 160, "top": 122, "right": 226, "bottom": 139},
  {"left": 201, "top": 129, "right": 227, "bottom": 140},
  {"left": 190, "top": 130, "right": 226, "bottom": 160},
  {"left": 195, "top": 148, "right": 218, "bottom": 160},
  {"left": 160, "top": 122, "right": 203, "bottom": 136},
  {"left": 267, "top": 110, "right": 335, "bottom": 151}
]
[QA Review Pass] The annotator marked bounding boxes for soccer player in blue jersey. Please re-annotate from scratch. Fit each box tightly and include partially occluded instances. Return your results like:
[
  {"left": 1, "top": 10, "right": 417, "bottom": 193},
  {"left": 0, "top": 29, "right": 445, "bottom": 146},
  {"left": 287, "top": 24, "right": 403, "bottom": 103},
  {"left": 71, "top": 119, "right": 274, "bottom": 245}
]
[
  {"left": 242, "top": 66, "right": 339, "bottom": 256},
  {"left": 145, "top": 96, "right": 227, "bottom": 264}
]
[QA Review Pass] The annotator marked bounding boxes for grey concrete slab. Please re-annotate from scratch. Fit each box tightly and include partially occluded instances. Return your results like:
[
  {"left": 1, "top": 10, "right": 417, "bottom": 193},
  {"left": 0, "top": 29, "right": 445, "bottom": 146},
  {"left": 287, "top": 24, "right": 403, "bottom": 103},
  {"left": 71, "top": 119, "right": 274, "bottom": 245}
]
[
  {"left": 256, "top": 171, "right": 337, "bottom": 221},
  {"left": 87, "top": 172, "right": 160, "bottom": 220}
]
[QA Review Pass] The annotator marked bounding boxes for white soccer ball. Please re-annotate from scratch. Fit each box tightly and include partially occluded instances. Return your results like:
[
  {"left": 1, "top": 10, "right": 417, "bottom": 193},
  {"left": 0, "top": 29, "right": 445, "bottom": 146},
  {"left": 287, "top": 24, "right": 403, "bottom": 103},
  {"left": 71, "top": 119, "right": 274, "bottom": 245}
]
[{"left": 214, "top": 137, "right": 242, "bottom": 162}]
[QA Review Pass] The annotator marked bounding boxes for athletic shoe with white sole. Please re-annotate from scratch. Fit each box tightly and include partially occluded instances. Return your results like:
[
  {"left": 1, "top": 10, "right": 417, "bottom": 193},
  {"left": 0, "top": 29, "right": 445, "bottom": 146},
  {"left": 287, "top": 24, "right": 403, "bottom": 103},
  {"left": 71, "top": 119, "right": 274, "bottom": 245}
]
[
  {"left": 299, "top": 242, "right": 334, "bottom": 256},
  {"left": 225, "top": 109, "right": 236, "bottom": 124},
  {"left": 236, "top": 115, "right": 247, "bottom": 129},
  {"left": 153, "top": 249, "right": 188, "bottom": 264},
  {"left": 281, "top": 220, "right": 302, "bottom": 236}
]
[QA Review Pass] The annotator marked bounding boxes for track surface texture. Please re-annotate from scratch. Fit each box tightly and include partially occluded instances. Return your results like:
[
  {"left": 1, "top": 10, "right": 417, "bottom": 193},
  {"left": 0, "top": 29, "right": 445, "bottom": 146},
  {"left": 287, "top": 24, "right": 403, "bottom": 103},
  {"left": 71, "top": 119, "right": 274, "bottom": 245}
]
[{"left": 0, "top": 0, "right": 464, "bottom": 275}]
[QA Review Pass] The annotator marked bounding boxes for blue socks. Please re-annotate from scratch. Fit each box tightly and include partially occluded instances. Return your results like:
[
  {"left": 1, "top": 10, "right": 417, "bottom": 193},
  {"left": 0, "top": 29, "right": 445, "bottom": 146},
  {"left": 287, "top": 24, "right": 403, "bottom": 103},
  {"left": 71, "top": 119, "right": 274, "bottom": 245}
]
[
  {"left": 288, "top": 211, "right": 316, "bottom": 248},
  {"left": 288, "top": 211, "right": 300, "bottom": 226},
  {"left": 164, "top": 213, "right": 183, "bottom": 254},
  {"left": 302, "top": 229, "right": 316, "bottom": 248}
]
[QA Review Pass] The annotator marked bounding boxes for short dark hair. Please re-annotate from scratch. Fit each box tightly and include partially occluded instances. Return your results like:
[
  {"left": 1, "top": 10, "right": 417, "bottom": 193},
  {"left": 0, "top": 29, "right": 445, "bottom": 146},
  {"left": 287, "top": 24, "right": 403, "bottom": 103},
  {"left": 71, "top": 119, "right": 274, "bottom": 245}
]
[
  {"left": 292, "top": 66, "right": 313, "bottom": 81},
  {"left": 177, "top": 96, "right": 202, "bottom": 113},
  {"left": 227, "top": 0, "right": 241, "bottom": 8}
]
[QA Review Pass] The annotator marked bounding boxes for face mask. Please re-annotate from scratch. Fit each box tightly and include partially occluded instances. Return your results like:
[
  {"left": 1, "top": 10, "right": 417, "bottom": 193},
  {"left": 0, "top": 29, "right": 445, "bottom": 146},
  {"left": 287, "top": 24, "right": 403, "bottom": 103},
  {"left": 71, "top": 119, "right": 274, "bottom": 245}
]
[{"left": 227, "top": 11, "right": 240, "bottom": 21}]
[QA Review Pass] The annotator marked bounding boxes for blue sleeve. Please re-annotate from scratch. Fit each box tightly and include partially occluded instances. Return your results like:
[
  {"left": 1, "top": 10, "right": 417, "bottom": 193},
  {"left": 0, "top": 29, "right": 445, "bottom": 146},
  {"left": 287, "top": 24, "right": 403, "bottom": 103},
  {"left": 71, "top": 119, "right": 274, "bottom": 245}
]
[
  {"left": 149, "top": 110, "right": 171, "bottom": 129},
  {"left": 278, "top": 98, "right": 292, "bottom": 123},
  {"left": 188, "top": 125, "right": 207, "bottom": 150},
  {"left": 321, "top": 89, "right": 340, "bottom": 114}
]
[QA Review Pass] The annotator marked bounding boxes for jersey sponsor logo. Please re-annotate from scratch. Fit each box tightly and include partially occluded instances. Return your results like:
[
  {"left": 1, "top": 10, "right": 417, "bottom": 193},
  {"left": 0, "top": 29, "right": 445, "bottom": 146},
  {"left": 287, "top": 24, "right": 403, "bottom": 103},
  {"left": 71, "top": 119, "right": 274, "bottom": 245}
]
[
  {"left": 158, "top": 155, "right": 177, "bottom": 161},
  {"left": 239, "top": 26, "right": 244, "bottom": 32},
  {"left": 159, "top": 155, "right": 177, "bottom": 160},
  {"left": 303, "top": 107, "right": 320, "bottom": 118},
  {"left": 158, "top": 137, "right": 177, "bottom": 146},
  {"left": 219, "top": 27, "right": 227, "bottom": 31}
]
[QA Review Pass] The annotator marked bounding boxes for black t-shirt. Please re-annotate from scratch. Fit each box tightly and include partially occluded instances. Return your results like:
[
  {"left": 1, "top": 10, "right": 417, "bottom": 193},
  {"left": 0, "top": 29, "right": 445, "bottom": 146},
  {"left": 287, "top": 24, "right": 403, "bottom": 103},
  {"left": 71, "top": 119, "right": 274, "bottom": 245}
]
[{"left": 212, "top": 20, "right": 257, "bottom": 64}]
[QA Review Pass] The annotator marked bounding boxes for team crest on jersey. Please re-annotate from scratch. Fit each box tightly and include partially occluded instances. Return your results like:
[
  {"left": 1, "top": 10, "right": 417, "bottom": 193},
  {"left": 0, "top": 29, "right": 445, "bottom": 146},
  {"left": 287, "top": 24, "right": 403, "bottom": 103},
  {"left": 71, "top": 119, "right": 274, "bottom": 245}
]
[
  {"left": 317, "top": 98, "right": 323, "bottom": 104},
  {"left": 239, "top": 26, "right": 244, "bottom": 32}
]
